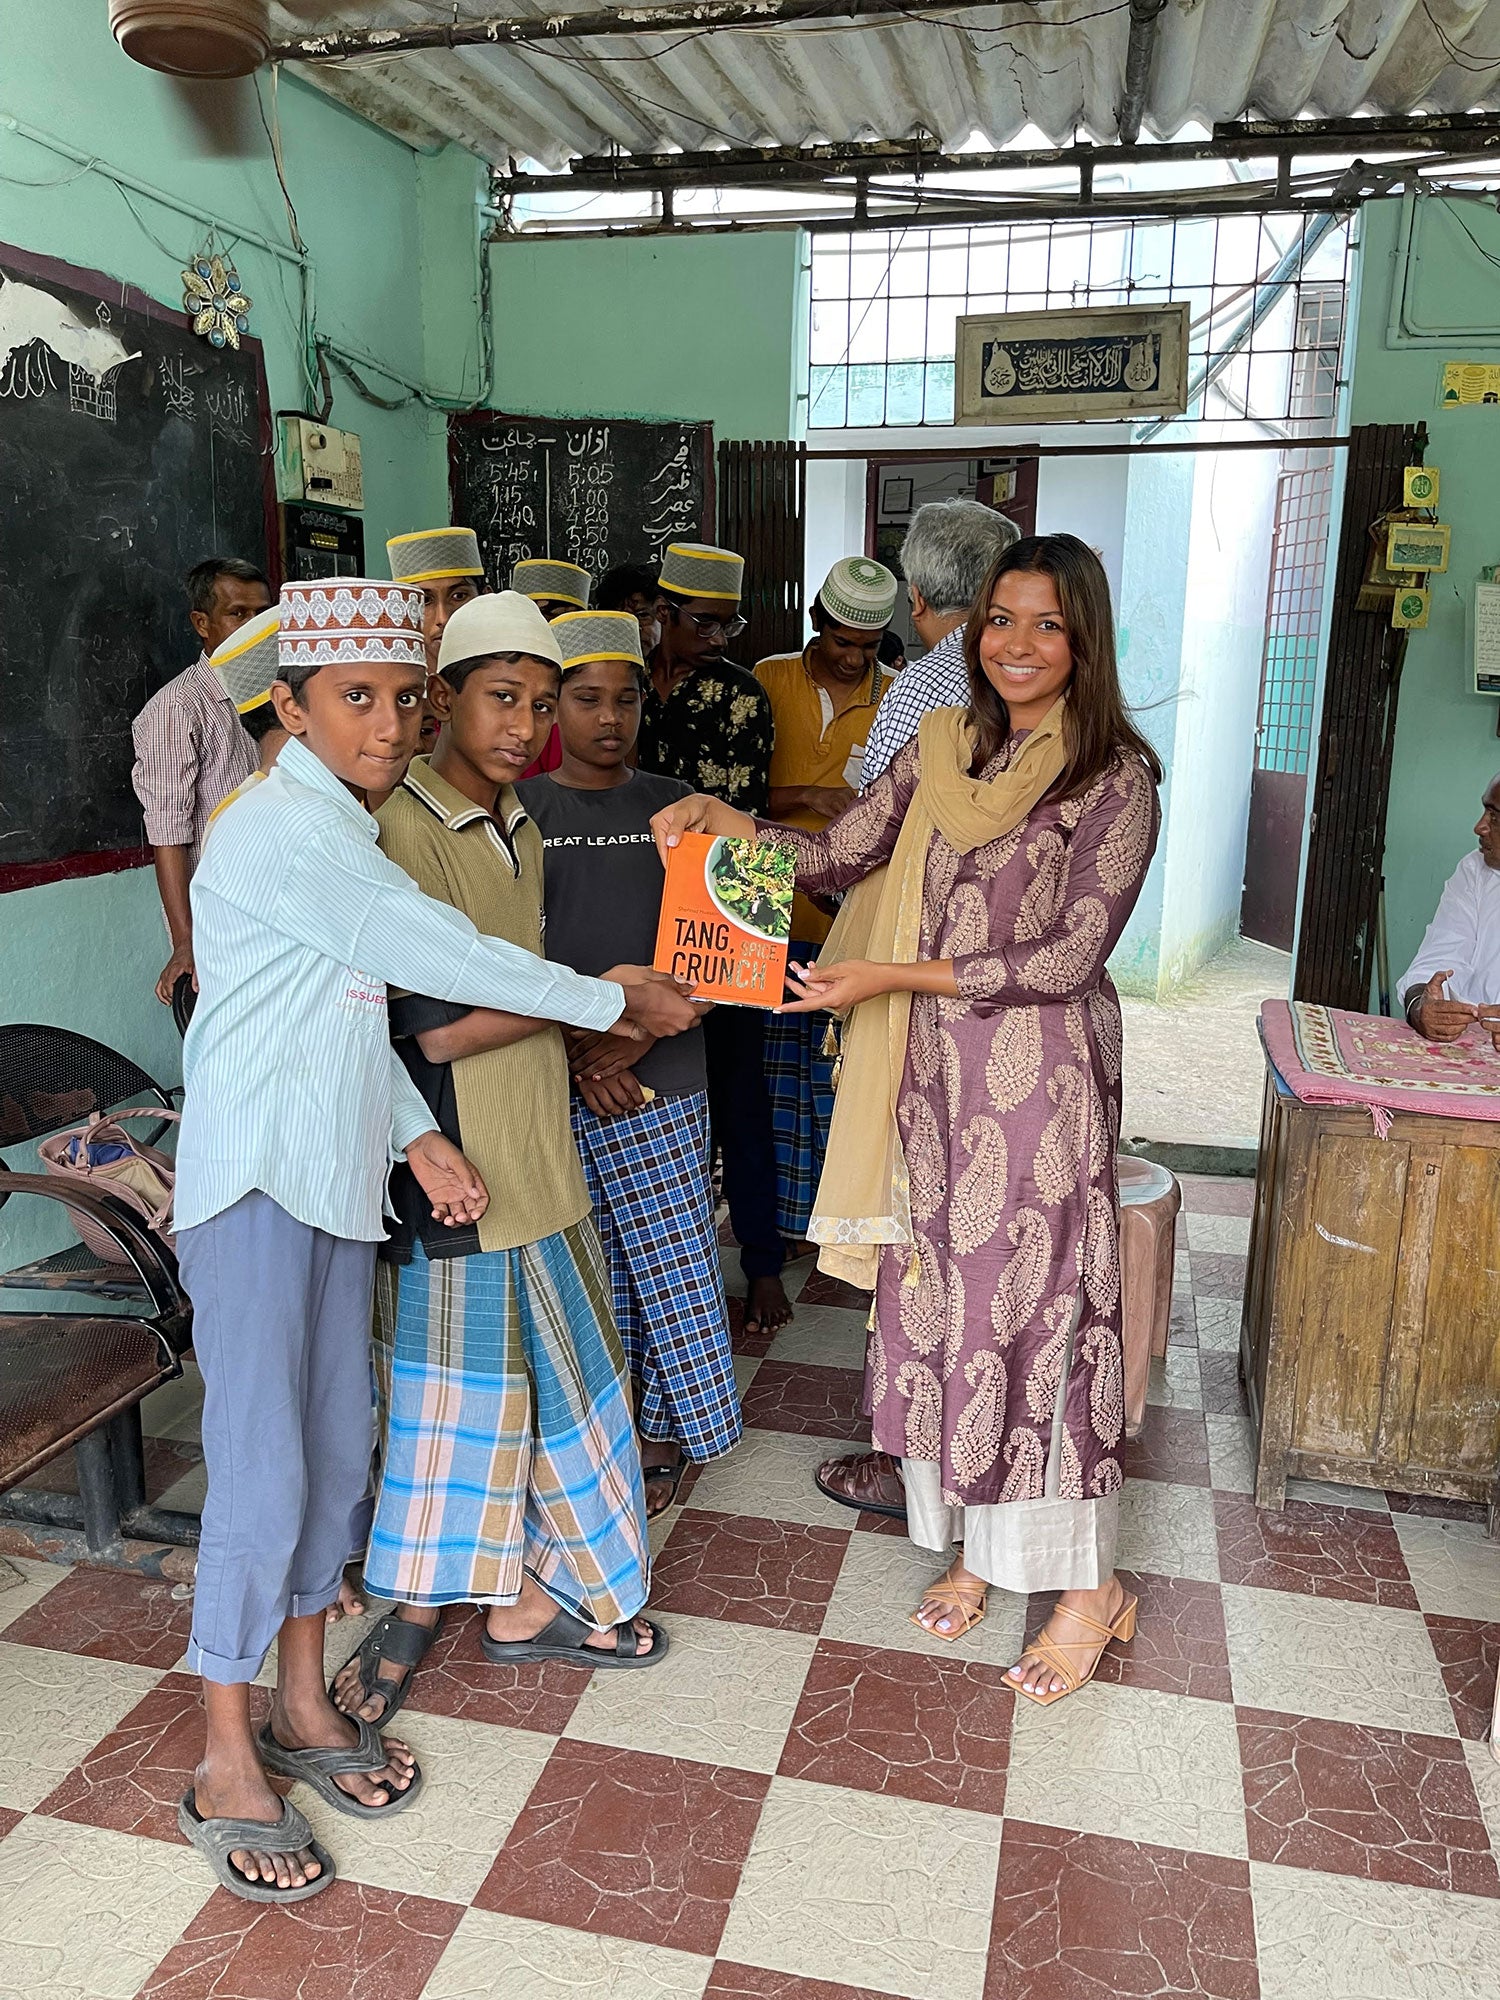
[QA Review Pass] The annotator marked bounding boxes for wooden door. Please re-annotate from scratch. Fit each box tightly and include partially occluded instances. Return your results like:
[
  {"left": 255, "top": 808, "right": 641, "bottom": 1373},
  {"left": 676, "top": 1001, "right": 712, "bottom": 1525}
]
[{"left": 717, "top": 440, "right": 806, "bottom": 668}]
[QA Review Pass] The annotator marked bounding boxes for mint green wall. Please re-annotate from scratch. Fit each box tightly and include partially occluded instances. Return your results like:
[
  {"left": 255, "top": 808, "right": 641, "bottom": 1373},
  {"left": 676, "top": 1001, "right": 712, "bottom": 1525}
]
[
  {"left": 1352, "top": 197, "right": 1500, "bottom": 985},
  {"left": 489, "top": 231, "right": 804, "bottom": 437},
  {"left": 0, "top": 3, "right": 462, "bottom": 1097}
]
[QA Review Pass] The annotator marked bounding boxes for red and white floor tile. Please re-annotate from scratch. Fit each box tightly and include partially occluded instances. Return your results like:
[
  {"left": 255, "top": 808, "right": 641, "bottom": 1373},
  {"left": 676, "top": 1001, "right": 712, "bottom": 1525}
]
[{"left": 2, "top": 1176, "right": 1500, "bottom": 1997}]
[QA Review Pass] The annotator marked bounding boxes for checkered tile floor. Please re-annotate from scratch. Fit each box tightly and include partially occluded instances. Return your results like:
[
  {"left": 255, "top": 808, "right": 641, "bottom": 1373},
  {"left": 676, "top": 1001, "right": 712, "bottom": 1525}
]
[{"left": 2, "top": 1175, "right": 1500, "bottom": 1999}]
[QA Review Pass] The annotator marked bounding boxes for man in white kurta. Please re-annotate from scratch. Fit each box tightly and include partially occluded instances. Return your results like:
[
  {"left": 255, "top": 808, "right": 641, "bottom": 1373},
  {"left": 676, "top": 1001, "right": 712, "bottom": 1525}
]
[{"left": 1398, "top": 774, "right": 1500, "bottom": 1043}]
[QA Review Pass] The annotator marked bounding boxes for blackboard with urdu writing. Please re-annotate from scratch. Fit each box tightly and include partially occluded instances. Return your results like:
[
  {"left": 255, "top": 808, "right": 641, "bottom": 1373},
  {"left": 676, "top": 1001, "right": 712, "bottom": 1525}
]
[
  {"left": 448, "top": 410, "right": 714, "bottom": 587},
  {"left": 0, "top": 240, "right": 272, "bottom": 888}
]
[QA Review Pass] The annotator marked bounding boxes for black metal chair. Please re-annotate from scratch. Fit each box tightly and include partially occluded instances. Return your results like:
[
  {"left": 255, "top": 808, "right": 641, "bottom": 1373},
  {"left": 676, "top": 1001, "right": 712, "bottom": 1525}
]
[
  {"left": 0, "top": 1177, "right": 195, "bottom": 1557},
  {"left": 0, "top": 1023, "right": 177, "bottom": 1296},
  {"left": 0, "top": 1026, "right": 197, "bottom": 1559}
]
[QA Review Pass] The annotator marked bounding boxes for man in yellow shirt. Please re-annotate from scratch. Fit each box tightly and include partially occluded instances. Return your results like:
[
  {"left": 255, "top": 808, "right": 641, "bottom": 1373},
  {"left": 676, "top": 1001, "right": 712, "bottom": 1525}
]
[{"left": 754, "top": 555, "right": 898, "bottom": 1239}]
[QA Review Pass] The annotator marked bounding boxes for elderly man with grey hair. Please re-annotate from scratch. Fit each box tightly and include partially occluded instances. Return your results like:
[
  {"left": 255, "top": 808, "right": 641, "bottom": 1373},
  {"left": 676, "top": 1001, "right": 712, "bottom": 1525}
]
[
  {"left": 1398, "top": 772, "right": 1500, "bottom": 1045},
  {"left": 857, "top": 497, "right": 1019, "bottom": 791}
]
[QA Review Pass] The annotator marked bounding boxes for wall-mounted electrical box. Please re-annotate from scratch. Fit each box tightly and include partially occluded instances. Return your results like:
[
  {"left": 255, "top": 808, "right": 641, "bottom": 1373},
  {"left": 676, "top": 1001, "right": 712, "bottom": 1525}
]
[{"left": 275, "top": 415, "right": 363, "bottom": 512}]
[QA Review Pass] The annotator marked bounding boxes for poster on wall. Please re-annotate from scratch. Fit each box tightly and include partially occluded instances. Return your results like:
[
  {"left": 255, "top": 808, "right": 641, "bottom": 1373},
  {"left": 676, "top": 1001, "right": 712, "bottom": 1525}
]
[{"left": 954, "top": 303, "right": 1190, "bottom": 425}]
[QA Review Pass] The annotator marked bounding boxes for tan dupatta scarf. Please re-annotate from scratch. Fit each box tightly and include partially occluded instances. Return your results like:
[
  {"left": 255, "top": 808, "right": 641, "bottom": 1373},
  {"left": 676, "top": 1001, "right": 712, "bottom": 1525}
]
[{"left": 806, "top": 699, "right": 1069, "bottom": 1288}]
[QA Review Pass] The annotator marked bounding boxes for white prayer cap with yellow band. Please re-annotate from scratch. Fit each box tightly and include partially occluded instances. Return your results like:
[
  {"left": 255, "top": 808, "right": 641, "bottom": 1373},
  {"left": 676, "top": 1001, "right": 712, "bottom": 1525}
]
[
  {"left": 437, "top": 589, "right": 564, "bottom": 677},
  {"left": 553, "top": 610, "right": 645, "bottom": 674},
  {"left": 210, "top": 606, "right": 281, "bottom": 714},
  {"left": 510, "top": 557, "right": 591, "bottom": 609},
  {"left": 819, "top": 555, "right": 899, "bottom": 631},
  {"left": 659, "top": 542, "right": 744, "bottom": 603},
  {"left": 386, "top": 526, "right": 485, "bottom": 586}
]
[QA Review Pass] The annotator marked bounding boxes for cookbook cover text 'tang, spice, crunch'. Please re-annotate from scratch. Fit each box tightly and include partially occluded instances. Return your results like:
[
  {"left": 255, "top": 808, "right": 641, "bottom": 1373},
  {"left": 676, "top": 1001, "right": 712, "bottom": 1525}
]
[{"left": 652, "top": 831, "right": 794, "bottom": 1007}]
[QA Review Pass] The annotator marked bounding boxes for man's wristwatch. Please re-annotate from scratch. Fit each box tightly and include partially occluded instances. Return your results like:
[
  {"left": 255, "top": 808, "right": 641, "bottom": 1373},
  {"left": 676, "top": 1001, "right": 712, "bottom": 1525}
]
[{"left": 1404, "top": 988, "right": 1426, "bottom": 1029}]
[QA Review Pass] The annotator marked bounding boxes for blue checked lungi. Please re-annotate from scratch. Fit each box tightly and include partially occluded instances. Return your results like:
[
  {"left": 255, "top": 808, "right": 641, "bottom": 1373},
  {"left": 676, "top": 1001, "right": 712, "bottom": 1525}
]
[
  {"left": 365, "top": 1220, "right": 649, "bottom": 1627},
  {"left": 570, "top": 1088, "right": 742, "bottom": 1464},
  {"left": 764, "top": 943, "right": 836, "bottom": 1239}
]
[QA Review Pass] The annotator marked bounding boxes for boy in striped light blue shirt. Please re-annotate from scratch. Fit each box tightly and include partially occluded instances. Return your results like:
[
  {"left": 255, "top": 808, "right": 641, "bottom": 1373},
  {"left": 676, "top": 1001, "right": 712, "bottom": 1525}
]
[{"left": 175, "top": 577, "right": 698, "bottom": 1905}]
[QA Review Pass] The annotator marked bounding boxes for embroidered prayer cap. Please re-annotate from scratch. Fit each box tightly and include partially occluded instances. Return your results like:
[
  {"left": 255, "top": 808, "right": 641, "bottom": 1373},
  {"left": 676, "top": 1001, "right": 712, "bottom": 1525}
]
[
  {"left": 437, "top": 588, "right": 564, "bottom": 677},
  {"left": 819, "top": 555, "right": 899, "bottom": 631},
  {"left": 659, "top": 542, "right": 744, "bottom": 603},
  {"left": 510, "top": 557, "right": 591, "bottom": 609},
  {"left": 278, "top": 578, "right": 425, "bottom": 674},
  {"left": 386, "top": 526, "right": 484, "bottom": 586},
  {"left": 208, "top": 606, "right": 281, "bottom": 715},
  {"left": 553, "top": 609, "right": 645, "bottom": 674}
]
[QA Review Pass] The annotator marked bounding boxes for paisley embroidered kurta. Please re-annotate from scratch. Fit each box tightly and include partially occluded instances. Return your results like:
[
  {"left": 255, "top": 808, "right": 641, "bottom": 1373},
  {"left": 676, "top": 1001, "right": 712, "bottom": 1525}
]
[{"left": 772, "top": 732, "right": 1160, "bottom": 1510}]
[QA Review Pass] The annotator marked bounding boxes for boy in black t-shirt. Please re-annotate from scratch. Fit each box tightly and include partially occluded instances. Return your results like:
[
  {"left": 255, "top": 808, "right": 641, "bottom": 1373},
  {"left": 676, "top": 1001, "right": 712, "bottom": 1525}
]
[{"left": 518, "top": 613, "right": 742, "bottom": 1514}]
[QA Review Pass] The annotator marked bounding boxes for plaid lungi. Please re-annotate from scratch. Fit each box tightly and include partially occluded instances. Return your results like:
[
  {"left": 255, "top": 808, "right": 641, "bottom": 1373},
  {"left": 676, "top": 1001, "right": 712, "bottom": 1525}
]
[
  {"left": 570, "top": 1088, "right": 742, "bottom": 1464},
  {"left": 365, "top": 1220, "right": 649, "bottom": 1625},
  {"left": 764, "top": 947, "right": 835, "bottom": 1238}
]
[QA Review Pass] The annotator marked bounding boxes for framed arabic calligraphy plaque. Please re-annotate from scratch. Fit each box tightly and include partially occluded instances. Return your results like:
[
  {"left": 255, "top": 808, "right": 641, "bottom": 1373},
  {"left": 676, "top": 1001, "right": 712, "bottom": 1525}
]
[{"left": 955, "top": 304, "right": 1190, "bottom": 425}]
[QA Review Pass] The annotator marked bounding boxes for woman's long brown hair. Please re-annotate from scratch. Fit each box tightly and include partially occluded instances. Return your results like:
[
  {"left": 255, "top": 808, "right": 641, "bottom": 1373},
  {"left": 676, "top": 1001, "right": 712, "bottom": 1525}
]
[{"left": 963, "top": 533, "right": 1163, "bottom": 797}]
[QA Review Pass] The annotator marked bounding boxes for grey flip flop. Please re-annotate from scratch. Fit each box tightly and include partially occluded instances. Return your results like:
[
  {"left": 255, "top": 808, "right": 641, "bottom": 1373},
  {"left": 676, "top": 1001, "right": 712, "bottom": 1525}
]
[
  {"left": 331, "top": 1611, "right": 438, "bottom": 1726},
  {"left": 479, "top": 1604, "right": 669, "bottom": 1669},
  {"left": 177, "top": 1791, "right": 334, "bottom": 1903},
  {"left": 255, "top": 1714, "right": 424, "bottom": 1819}
]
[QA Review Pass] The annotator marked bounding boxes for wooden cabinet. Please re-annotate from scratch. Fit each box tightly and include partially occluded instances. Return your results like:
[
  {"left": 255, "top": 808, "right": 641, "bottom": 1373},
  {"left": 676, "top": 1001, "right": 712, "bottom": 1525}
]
[{"left": 1244, "top": 1066, "right": 1500, "bottom": 1509}]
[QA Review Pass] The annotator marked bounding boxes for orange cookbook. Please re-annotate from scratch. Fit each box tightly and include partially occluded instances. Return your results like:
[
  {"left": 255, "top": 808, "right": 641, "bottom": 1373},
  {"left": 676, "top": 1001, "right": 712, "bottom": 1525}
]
[{"left": 652, "top": 831, "right": 795, "bottom": 1007}]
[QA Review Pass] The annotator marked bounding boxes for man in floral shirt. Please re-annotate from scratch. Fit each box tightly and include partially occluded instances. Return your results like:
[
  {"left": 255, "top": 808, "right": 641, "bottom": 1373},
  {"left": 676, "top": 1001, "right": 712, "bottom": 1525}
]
[
  {"left": 637, "top": 543, "right": 789, "bottom": 1334},
  {"left": 638, "top": 543, "right": 773, "bottom": 814}
]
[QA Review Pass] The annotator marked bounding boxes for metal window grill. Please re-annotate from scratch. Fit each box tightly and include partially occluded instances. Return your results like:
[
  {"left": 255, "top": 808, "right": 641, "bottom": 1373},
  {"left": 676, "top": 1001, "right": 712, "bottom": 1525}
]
[
  {"left": 807, "top": 212, "right": 1353, "bottom": 431},
  {"left": 1254, "top": 284, "right": 1346, "bottom": 777}
]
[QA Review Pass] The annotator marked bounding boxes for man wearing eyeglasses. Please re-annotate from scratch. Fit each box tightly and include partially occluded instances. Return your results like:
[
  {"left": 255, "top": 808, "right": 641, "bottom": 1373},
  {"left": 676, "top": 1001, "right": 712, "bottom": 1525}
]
[
  {"left": 637, "top": 542, "right": 792, "bottom": 1336},
  {"left": 1399, "top": 774, "right": 1500, "bottom": 1048}
]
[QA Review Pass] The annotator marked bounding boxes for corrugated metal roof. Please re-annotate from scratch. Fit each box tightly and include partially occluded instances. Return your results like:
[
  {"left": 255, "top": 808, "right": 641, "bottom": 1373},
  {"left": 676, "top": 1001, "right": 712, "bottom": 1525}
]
[{"left": 270, "top": 1, "right": 1500, "bottom": 172}]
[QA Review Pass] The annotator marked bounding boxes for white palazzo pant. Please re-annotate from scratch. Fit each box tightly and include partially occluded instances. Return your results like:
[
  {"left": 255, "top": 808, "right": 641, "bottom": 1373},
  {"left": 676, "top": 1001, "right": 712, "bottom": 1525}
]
[{"left": 902, "top": 1307, "right": 1120, "bottom": 1594}]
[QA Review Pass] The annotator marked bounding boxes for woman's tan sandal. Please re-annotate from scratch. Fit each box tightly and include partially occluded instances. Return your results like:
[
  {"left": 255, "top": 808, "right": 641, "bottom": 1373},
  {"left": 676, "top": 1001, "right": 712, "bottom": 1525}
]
[
  {"left": 1010, "top": 1594, "right": 1138, "bottom": 1707},
  {"left": 910, "top": 1562, "right": 987, "bottom": 1641}
]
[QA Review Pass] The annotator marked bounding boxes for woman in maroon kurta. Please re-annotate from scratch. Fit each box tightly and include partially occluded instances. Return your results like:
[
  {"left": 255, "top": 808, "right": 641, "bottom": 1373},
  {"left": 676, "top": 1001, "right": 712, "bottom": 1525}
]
[{"left": 654, "top": 536, "right": 1161, "bottom": 1703}]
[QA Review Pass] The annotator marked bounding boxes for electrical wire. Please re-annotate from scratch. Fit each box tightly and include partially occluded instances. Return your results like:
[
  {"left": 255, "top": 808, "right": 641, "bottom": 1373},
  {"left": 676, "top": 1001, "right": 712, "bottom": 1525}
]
[{"left": 1420, "top": 0, "right": 1500, "bottom": 72}]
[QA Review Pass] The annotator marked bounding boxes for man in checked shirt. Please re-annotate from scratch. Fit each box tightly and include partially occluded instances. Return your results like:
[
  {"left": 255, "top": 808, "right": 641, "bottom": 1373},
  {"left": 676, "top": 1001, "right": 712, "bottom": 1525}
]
[{"left": 132, "top": 557, "right": 273, "bottom": 1005}]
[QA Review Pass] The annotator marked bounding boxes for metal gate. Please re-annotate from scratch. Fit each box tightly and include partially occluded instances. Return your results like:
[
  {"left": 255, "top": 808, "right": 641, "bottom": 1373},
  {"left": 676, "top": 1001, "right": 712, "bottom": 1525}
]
[
  {"left": 1241, "top": 451, "right": 1335, "bottom": 950},
  {"left": 717, "top": 439, "right": 806, "bottom": 667},
  {"left": 1294, "top": 421, "right": 1426, "bottom": 1008}
]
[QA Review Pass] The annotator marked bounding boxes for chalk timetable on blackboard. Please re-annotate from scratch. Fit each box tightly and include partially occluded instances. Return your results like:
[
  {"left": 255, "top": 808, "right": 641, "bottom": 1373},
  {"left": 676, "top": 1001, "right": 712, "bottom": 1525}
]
[
  {"left": 0, "top": 240, "right": 272, "bottom": 891},
  {"left": 448, "top": 410, "right": 713, "bottom": 588}
]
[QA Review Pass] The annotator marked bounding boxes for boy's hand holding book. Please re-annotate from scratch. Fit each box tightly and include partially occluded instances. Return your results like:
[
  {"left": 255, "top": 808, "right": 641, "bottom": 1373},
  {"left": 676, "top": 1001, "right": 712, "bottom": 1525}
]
[
  {"left": 405, "top": 1131, "right": 490, "bottom": 1227},
  {"left": 608, "top": 964, "right": 702, "bottom": 1040}
]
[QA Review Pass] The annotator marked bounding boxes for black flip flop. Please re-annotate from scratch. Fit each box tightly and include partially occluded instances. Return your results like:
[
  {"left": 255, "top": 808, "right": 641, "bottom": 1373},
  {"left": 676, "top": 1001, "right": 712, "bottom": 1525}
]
[
  {"left": 480, "top": 1604, "right": 669, "bottom": 1669},
  {"left": 256, "top": 1716, "right": 424, "bottom": 1820},
  {"left": 331, "top": 1611, "right": 437, "bottom": 1726},
  {"left": 643, "top": 1455, "right": 687, "bottom": 1517},
  {"left": 178, "top": 1792, "right": 334, "bottom": 1904}
]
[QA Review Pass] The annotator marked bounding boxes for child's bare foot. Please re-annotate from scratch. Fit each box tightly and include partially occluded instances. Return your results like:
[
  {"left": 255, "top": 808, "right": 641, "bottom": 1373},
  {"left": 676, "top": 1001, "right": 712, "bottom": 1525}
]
[
  {"left": 327, "top": 1568, "right": 366, "bottom": 1624},
  {"left": 485, "top": 1573, "right": 657, "bottom": 1656},
  {"left": 194, "top": 1756, "right": 323, "bottom": 1892},
  {"left": 743, "top": 1274, "right": 793, "bottom": 1337},
  {"left": 268, "top": 1689, "right": 418, "bottom": 1809}
]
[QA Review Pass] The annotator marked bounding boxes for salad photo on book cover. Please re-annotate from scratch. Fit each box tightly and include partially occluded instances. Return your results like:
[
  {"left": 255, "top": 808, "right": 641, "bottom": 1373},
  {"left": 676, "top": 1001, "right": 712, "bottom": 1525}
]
[{"left": 653, "top": 831, "right": 794, "bottom": 1006}]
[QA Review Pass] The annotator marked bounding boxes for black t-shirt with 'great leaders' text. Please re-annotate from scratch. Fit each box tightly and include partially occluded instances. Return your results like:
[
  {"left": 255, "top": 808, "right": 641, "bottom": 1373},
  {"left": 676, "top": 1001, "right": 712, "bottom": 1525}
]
[{"left": 518, "top": 767, "right": 706, "bottom": 1099}]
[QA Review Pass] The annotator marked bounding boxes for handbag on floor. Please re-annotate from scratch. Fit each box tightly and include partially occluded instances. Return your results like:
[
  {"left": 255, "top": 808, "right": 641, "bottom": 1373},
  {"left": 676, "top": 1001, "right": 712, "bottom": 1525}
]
[{"left": 37, "top": 1106, "right": 179, "bottom": 1262}]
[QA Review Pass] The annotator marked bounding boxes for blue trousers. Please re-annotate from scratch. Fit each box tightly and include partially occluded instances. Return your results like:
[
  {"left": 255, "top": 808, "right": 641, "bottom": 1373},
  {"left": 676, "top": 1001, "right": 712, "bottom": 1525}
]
[
  {"left": 702, "top": 1003, "right": 785, "bottom": 1282},
  {"left": 178, "top": 1191, "right": 376, "bottom": 1683}
]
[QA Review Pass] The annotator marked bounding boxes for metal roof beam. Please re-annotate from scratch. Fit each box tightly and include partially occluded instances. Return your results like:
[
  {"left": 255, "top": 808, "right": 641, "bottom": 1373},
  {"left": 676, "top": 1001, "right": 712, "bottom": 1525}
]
[
  {"left": 270, "top": 0, "right": 1007, "bottom": 60},
  {"left": 493, "top": 109, "right": 1500, "bottom": 191},
  {"left": 1115, "top": 0, "right": 1166, "bottom": 146}
]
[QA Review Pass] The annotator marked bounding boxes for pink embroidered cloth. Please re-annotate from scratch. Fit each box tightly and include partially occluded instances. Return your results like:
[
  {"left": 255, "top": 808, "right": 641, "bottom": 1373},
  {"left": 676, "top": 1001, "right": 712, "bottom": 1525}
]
[{"left": 1260, "top": 999, "right": 1500, "bottom": 1125}]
